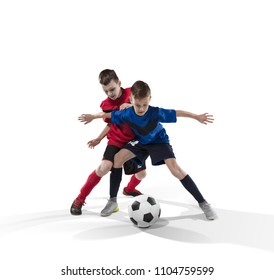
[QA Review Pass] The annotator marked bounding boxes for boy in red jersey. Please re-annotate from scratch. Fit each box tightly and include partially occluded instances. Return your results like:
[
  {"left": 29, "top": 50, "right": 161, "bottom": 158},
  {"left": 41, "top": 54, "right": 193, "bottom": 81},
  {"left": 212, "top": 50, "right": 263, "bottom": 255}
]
[
  {"left": 79, "top": 80, "right": 217, "bottom": 220},
  {"left": 70, "top": 70, "right": 146, "bottom": 217}
]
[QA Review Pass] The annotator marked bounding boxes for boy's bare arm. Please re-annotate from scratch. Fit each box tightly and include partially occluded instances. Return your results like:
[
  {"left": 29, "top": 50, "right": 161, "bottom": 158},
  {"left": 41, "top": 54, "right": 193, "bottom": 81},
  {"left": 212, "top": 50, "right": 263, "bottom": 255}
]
[
  {"left": 78, "top": 112, "right": 111, "bottom": 125},
  {"left": 87, "top": 124, "right": 110, "bottom": 149},
  {"left": 79, "top": 103, "right": 129, "bottom": 125},
  {"left": 176, "top": 110, "right": 214, "bottom": 125}
]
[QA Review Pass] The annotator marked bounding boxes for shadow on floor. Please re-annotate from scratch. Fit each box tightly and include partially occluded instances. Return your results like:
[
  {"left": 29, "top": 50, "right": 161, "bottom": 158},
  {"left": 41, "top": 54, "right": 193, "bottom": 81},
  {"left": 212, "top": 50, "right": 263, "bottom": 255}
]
[{"left": 0, "top": 197, "right": 273, "bottom": 252}]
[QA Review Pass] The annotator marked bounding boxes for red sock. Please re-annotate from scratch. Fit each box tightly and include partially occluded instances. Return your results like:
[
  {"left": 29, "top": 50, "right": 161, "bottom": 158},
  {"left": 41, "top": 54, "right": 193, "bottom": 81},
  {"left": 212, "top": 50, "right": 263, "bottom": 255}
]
[
  {"left": 77, "top": 170, "right": 101, "bottom": 202},
  {"left": 125, "top": 174, "right": 141, "bottom": 192}
]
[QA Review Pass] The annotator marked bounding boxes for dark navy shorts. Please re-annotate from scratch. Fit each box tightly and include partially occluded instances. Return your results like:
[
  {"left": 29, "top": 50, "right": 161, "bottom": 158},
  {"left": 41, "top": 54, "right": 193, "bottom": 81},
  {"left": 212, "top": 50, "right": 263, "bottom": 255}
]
[
  {"left": 103, "top": 145, "right": 146, "bottom": 175},
  {"left": 123, "top": 141, "right": 175, "bottom": 166}
]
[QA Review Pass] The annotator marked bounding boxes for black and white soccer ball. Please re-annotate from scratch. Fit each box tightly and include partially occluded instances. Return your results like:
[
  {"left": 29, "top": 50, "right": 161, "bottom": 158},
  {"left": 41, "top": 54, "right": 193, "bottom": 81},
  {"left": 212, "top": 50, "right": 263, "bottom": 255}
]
[{"left": 128, "top": 195, "right": 161, "bottom": 228}]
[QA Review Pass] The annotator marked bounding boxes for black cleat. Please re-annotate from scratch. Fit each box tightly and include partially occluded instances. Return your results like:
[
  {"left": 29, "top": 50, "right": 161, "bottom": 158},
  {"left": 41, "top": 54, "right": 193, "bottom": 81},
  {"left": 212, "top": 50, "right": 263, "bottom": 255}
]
[{"left": 70, "top": 198, "right": 84, "bottom": 215}]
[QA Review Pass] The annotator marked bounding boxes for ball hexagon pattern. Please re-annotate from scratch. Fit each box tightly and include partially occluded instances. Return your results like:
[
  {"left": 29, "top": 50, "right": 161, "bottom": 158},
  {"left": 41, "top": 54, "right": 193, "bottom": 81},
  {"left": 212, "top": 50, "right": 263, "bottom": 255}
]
[{"left": 128, "top": 195, "right": 161, "bottom": 228}]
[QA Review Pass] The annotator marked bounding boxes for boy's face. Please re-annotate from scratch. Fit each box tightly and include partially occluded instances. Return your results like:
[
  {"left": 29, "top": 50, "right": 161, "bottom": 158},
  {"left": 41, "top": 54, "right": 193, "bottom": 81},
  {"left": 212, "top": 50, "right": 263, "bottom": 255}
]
[
  {"left": 102, "top": 80, "right": 122, "bottom": 100},
  {"left": 130, "top": 95, "right": 151, "bottom": 116}
]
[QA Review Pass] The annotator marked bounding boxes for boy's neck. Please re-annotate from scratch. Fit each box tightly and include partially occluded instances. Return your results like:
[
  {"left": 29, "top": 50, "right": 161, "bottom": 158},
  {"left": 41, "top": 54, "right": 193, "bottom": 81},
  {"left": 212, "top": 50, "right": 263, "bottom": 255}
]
[{"left": 117, "top": 88, "right": 123, "bottom": 98}]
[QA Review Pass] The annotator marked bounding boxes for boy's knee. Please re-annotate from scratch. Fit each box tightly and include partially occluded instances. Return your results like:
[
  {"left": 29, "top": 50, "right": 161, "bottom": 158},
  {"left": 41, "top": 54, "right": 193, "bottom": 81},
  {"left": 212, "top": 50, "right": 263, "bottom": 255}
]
[
  {"left": 96, "top": 161, "right": 113, "bottom": 176},
  {"left": 165, "top": 158, "right": 187, "bottom": 180},
  {"left": 170, "top": 168, "right": 186, "bottom": 180}
]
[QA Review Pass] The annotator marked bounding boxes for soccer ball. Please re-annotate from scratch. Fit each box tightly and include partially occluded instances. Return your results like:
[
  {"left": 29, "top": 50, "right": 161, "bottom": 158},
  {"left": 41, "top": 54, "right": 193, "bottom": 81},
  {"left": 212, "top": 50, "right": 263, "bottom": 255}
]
[{"left": 128, "top": 195, "right": 161, "bottom": 228}]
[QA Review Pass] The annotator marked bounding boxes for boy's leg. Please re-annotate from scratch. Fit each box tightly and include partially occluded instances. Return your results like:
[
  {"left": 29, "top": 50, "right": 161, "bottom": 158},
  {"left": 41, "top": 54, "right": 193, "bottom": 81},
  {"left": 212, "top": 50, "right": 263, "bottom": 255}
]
[
  {"left": 164, "top": 158, "right": 217, "bottom": 220},
  {"left": 164, "top": 158, "right": 205, "bottom": 203},
  {"left": 70, "top": 159, "right": 113, "bottom": 215},
  {"left": 100, "top": 167, "right": 122, "bottom": 217},
  {"left": 70, "top": 170, "right": 102, "bottom": 215},
  {"left": 123, "top": 161, "right": 147, "bottom": 196},
  {"left": 123, "top": 172, "right": 144, "bottom": 196},
  {"left": 101, "top": 149, "right": 136, "bottom": 216}
]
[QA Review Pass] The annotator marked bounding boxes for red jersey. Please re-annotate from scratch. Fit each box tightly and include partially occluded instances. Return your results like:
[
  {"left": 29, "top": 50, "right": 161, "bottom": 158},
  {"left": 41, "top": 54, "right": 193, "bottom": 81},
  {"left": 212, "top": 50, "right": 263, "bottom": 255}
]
[{"left": 100, "top": 88, "right": 136, "bottom": 148}]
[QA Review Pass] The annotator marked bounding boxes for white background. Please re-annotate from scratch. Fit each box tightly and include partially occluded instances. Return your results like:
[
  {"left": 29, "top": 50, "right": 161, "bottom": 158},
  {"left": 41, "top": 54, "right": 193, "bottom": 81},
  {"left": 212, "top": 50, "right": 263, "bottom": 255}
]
[{"left": 1, "top": 0, "right": 274, "bottom": 279}]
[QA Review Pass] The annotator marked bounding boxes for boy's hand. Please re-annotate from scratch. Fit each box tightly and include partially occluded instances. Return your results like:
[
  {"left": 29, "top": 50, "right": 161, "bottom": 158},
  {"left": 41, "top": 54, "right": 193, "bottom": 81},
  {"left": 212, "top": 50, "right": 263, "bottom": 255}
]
[
  {"left": 120, "top": 103, "right": 132, "bottom": 110},
  {"left": 87, "top": 138, "right": 101, "bottom": 149},
  {"left": 78, "top": 114, "right": 94, "bottom": 124},
  {"left": 197, "top": 113, "right": 214, "bottom": 124}
]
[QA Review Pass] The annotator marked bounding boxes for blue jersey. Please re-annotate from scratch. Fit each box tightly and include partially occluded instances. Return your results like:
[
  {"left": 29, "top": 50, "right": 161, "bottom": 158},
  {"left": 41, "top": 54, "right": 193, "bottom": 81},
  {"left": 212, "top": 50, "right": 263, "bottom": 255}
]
[{"left": 111, "top": 106, "right": 177, "bottom": 144}]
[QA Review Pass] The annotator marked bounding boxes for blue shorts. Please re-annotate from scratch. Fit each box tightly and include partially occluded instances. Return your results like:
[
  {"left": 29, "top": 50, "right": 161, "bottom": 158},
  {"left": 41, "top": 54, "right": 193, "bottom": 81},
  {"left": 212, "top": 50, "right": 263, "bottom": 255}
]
[{"left": 123, "top": 141, "right": 175, "bottom": 166}]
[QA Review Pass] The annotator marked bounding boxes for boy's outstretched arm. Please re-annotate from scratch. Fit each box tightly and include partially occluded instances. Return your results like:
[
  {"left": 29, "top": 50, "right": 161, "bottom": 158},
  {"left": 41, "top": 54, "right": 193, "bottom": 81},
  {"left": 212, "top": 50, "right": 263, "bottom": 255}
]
[
  {"left": 78, "top": 112, "right": 111, "bottom": 125},
  {"left": 176, "top": 110, "right": 214, "bottom": 125}
]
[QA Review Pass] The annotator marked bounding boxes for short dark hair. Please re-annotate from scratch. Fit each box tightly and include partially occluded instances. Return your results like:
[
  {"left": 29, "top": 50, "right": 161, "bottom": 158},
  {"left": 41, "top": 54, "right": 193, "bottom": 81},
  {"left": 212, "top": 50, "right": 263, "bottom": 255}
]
[
  {"left": 131, "top": 80, "right": 151, "bottom": 99},
  {"left": 98, "top": 69, "right": 119, "bottom": 85}
]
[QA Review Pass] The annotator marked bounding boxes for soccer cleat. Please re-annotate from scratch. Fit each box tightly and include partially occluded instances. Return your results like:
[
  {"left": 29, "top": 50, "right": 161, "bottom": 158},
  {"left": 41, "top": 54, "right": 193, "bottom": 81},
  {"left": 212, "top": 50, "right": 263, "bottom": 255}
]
[
  {"left": 100, "top": 198, "right": 119, "bottom": 217},
  {"left": 123, "top": 187, "right": 143, "bottom": 197},
  {"left": 199, "top": 201, "right": 218, "bottom": 220},
  {"left": 70, "top": 198, "right": 84, "bottom": 215}
]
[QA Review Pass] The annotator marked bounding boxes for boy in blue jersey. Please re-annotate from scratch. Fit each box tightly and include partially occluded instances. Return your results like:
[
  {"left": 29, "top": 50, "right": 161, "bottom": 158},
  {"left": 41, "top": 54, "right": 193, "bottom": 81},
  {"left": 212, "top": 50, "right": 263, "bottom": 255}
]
[{"left": 79, "top": 80, "right": 217, "bottom": 220}]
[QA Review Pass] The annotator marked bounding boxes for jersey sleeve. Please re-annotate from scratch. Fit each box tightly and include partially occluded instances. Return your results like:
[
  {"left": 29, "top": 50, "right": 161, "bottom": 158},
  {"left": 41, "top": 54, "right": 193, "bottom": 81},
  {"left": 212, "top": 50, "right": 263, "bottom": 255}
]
[
  {"left": 100, "top": 100, "right": 112, "bottom": 123},
  {"left": 158, "top": 108, "right": 177, "bottom": 123},
  {"left": 111, "top": 110, "right": 126, "bottom": 125}
]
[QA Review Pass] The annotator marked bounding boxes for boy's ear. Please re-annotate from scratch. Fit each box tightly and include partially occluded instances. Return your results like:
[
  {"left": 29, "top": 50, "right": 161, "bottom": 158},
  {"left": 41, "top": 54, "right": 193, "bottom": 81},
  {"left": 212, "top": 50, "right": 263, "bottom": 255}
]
[
  {"left": 118, "top": 80, "right": 121, "bottom": 87},
  {"left": 130, "top": 95, "right": 133, "bottom": 103}
]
